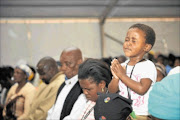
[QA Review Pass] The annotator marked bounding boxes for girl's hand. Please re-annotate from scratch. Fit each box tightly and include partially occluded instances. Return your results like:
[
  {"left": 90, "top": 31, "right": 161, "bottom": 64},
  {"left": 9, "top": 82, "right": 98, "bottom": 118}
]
[
  {"left": 110, "top": 66, "right": 119, "bottom": 79},
  {"left": 111, "top": 59, "right": 119, "bottom": 79},
  {"left": 111, "top": 59, "right": 126, "bottom": 79}
]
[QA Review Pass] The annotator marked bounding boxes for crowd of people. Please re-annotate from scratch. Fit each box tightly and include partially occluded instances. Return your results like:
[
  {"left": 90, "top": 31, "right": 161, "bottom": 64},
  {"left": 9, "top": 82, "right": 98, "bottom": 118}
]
[{"left": 0, "top": 23, "right": 179, "bottom": 120}]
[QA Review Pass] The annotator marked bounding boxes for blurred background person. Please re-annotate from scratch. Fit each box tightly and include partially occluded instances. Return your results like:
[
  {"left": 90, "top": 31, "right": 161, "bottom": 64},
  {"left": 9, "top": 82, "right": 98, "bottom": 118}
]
[
  {"left": 115, "top": 55, "right": 127, "bottom": 64},
  {"left": 156, "top": 54, "right": 165, "bottom": 65},
  {"left": 174, "top": 57, "right": 180, "bottom": 67},
  {"left": 165, "top": 53, "right": 176, "bottom": 74},
  {"left": 26, "top": 56, "right": 64, "bottom": 120},
  {"left": 155, "top": 63, "right": 167, "bottom": 82},
  {"left": 0, "top": 66, "right": 14, "bottom": 119},
  {"left": 3, "top": 64, "right": 36, "bottom": 120}
]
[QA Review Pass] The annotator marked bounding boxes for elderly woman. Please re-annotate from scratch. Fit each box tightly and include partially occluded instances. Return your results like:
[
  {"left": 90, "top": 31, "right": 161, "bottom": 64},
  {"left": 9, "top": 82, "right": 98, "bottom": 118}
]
[
  {"left": 63, "top": 58, "right": 112, "bottom": 120},
  {"left": 3, "top": 64, "right": 36, "bottom": 120}
]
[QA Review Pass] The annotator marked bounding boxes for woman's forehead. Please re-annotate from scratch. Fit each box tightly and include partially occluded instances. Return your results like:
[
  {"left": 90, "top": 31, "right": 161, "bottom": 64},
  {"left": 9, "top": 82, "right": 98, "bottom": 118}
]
[
  {"left": 79, "top": 78, "right": 97, "bottom": 85},
  {"left": 15, "top": 68, "right": 23, "bottom": 72},
  {"left": 14, "top": 68, "right": 26, "bottom": 75}
]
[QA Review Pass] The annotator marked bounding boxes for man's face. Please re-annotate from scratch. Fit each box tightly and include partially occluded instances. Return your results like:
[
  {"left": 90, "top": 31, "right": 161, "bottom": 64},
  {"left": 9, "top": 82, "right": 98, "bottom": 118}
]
[
  {"left": 60, "top": 51, "right": 79, "bottom": 79},
  {"left": 37, "top": 65, "right": 52, "bottom": 84}
]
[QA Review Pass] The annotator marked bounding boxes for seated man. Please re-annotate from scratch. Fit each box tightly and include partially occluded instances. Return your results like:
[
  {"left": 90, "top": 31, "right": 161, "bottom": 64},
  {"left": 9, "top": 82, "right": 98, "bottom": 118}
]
[
  {"left": 46, "top": 47, "right": 83, "bottom": 120},
  {"left": 26, "top": 56, "right": 65, "bottom": 120}
]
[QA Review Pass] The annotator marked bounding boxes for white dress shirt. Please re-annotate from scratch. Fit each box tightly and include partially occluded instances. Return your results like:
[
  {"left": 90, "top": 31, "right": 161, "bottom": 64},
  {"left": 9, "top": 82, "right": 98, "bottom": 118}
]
[
  {"left": 46, "top": 75, "right": 78, "bottom": 120},
  {"left": 63, "top": 93, "right": 87, "bottom": 120}
]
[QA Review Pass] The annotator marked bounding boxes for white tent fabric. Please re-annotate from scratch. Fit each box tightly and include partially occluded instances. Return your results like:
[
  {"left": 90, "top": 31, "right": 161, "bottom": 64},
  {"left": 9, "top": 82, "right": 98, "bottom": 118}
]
[
  {"left": 0, "top": 18, "right": 179, "bottom": 67},
  {"left": 0, "top": 0, "right": 180, "bottom": 67}
]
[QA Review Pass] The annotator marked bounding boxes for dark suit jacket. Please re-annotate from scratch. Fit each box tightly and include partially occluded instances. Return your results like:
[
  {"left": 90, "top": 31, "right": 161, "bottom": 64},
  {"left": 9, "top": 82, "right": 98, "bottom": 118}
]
[{"left": 56, "top": 81, "right": 83, "bottom": 120}]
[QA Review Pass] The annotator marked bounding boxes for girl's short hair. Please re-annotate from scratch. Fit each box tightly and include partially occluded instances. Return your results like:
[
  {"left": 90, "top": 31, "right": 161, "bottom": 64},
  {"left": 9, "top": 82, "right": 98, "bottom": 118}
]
[{"left": 129, "top": 23, "right": 156, "bottom": 47}]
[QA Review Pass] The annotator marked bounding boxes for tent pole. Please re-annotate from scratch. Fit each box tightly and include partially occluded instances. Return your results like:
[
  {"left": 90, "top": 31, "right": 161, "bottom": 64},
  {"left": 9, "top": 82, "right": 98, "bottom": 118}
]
[{"left": 99, "top": 0, "right": 119, "bottom": 57}]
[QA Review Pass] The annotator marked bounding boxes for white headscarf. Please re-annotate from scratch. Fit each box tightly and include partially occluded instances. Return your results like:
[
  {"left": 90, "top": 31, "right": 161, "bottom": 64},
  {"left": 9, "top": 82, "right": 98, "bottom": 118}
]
[{"left": 16, "top": 64, "right": 33, "bottom": 80}]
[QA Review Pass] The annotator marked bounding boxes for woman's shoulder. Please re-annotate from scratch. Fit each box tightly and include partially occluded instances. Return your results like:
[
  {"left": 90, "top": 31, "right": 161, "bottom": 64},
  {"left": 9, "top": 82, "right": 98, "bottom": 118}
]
[
  {"left": 23, "top": 82, "right": 36, "bottom": 90},
  {"left": 8, "top": 83, "right": 18, "bottom": 93},
  {"left": 26, "top": 82, "right": 35, "bottom": 87},
  {"left": 11, "top": 83, "right": 18, "bottom": 88},
  {"left": 6, "top": 84, "right": 18, "bottom": 100},
  {"left": 19, "top": 82, "right": 36, "bottom": 95}
]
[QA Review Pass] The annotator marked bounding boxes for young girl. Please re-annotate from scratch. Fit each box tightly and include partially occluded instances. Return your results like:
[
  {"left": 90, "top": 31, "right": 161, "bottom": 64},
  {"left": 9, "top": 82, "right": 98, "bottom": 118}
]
[{"left": 108, "top": 23, "right": 157, "bottom": 120}]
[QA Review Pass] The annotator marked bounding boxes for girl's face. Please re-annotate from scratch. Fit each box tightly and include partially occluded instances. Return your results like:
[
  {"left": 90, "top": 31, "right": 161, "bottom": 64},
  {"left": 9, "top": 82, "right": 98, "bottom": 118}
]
[
  {"left": 123, "top": 28, "right": 147, "bottom": 58},
  {"left": 79, "top": 78, "right": 103, "bottom": 102}
]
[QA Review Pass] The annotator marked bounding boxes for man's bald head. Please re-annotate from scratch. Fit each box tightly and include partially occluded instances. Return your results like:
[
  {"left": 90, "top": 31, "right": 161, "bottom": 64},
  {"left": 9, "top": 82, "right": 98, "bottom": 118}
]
[
  {"left": 37, "top": 56, "right": 59, "bottom": 84},
  {"left": 37, "top": 57, "right": 58, "bottom": 70},
  {"left": 60, "top": 47, "right": 83, "bottom": 79},
  {"left": 62, "top": 47, "right": 82, "bottom": 61}
]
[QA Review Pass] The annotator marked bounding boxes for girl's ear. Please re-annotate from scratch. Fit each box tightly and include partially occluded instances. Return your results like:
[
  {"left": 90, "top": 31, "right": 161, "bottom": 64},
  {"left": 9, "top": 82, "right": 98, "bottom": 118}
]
[{"left": 144, "top": 44, "right": 152, "bottom": 52}]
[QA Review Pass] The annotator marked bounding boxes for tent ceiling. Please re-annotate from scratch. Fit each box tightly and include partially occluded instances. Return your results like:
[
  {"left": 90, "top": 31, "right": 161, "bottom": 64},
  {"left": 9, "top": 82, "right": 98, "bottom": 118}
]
[{"left": 0, "top": 0, "right": 180, "bottom": 18}]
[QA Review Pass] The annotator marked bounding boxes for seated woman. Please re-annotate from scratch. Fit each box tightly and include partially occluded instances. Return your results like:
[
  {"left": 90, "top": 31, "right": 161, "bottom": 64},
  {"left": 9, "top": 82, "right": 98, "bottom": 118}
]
[
  {"left": 63, "top": 58, "right": 112, "bottom": 120},
  {"left": 3, "top": 64, "right": 36, "bottom": 120}
]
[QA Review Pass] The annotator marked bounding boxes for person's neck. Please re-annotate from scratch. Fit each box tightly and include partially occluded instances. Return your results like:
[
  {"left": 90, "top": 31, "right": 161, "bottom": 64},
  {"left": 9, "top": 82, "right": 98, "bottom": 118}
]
[
  {"left": 17, "top": 80, "right": 26, "bottom": 92},
  {"left": 129, "top": 56, "right": 144, "bottom": 66}
]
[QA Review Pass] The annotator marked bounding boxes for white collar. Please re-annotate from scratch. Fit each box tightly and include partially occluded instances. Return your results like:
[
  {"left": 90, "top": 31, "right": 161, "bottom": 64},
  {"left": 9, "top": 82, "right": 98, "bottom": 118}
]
[{"left": 65, "top": 75, "right": 78, "bottom": 85}]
